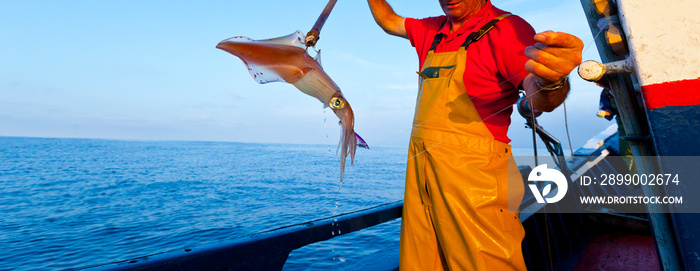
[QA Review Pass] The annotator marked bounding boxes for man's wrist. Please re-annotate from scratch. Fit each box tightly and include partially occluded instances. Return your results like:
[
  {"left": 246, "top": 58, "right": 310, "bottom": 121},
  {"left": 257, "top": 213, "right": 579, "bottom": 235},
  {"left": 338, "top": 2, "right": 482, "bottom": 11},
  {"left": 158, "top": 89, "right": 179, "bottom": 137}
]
[{"left": 535, "top": 76, "right": 568, "bottom": 91}]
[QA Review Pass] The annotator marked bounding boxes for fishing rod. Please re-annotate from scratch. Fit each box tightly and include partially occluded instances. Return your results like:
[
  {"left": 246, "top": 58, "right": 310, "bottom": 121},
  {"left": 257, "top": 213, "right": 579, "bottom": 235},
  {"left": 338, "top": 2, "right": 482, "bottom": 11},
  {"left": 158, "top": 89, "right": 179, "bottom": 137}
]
[{"left": 305, "top": 0, "right": 339, "bottom": 47}]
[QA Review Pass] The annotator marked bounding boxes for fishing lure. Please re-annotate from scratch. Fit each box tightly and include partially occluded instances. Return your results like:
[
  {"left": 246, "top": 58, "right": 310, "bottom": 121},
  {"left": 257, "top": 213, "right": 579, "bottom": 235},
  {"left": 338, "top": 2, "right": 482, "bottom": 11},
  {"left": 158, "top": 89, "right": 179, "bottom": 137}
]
[{"left": 217, "top": 31, "right": 368, "bottom": 182}]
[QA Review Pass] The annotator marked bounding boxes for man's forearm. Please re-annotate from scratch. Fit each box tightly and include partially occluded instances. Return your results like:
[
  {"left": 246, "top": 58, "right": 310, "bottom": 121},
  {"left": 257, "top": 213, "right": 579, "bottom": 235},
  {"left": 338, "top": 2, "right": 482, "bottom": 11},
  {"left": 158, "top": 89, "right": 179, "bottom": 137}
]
[{"left": 367, "top": 0, "right": 407, "bottom": 38}]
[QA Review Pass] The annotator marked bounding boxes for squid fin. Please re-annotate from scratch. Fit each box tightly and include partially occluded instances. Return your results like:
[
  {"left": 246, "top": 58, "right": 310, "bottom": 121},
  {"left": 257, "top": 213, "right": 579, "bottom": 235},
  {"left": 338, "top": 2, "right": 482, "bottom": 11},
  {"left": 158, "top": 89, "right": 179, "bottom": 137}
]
[
  {"left": 251, "top": 31, "right": 306, "bottom": 48},
  {"left": 217, "top": 31, "right": 308, "bottom": 84},
  {"left": 314, "top": 50, "right": 322, "bottom": 67},
  {"left": 355, "top": 133, "right": 369, "bottom": 150}
]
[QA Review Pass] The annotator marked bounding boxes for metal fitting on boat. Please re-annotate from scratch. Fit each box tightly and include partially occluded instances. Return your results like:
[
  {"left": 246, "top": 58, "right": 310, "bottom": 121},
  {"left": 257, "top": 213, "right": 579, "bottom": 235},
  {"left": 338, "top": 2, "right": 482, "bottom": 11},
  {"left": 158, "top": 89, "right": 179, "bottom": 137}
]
[{"left": 578, "top": 58, "right": 635, "bottom": 82}]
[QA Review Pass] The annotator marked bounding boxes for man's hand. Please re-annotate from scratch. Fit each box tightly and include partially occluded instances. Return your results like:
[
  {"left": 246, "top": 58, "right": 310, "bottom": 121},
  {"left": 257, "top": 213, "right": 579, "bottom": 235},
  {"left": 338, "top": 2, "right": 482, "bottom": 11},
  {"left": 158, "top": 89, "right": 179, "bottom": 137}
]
[
  {"left": 522, "top": 31, "right": 583, "bottom": 112},
  {"left": 524, "top": 31, "right": 584, "bottom": 86}
]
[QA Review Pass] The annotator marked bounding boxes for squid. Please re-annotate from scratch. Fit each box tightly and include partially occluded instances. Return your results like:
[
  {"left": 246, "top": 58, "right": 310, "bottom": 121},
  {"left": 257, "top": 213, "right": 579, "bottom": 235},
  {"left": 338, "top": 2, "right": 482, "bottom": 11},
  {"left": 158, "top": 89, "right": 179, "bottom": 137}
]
[{"left": 216, "top": 31, "right": 368, "bottom": 182}]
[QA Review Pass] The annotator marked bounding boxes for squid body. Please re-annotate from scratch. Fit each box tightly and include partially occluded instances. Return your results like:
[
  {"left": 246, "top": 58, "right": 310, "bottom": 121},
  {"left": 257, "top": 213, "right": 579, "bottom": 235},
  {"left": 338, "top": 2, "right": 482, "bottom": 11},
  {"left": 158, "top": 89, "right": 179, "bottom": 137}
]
[{"left": 216, "top": 31, "right": 368, "bottom": 182}]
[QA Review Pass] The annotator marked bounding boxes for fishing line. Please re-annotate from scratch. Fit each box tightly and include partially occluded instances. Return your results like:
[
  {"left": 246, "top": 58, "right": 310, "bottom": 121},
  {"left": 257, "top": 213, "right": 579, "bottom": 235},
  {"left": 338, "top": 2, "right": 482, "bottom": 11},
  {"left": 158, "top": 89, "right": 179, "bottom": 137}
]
[
  {"left": 541, "top": 28, "right": 604, "bottom": 271},
  {"left": 386, "top": 43, "right": 564, "bottom": 161},
  {"left": 583, "top": 22, "right": 607, "bottom": 56},
  {"left": 323, "top": 108, "right": 335, "bottom": 170},
  {"left": 405, "top": 75, "right": 554, "bottom": 162},
  {"left": 544, "top": 209, "right": 554, "bottom": 271},
  {"left": 404, "top": 26, "right": 607, "bottom": 162},
  {"left": 318, "top": 15, "right": 608, "bottom": 271},
  {"left": 329, "top": 168, "right": 347, "bottom": 260},
  {"left": 531, "top": 100, "right": 539, "bottom": 166},
  {"left": 563, "top": 101, "right": 575, "bottom": 157},
  {"left": 561, "top": 24, "right": 606, "bottom": 158}
]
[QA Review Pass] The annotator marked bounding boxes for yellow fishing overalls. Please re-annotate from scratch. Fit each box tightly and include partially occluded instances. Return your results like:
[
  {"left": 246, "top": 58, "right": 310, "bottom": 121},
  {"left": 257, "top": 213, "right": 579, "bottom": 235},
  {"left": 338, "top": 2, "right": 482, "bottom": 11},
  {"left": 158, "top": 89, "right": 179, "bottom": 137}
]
[{"left": 400, "top": 15, "right": 526, "bottom": 271}]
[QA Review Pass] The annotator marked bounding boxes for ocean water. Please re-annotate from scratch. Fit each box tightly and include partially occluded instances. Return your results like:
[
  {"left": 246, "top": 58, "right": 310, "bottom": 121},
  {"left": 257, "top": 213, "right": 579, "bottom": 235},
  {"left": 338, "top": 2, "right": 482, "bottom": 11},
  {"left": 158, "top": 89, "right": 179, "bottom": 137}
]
[{"left": 0, "top": 137, "right": 408, "bottom": 270}]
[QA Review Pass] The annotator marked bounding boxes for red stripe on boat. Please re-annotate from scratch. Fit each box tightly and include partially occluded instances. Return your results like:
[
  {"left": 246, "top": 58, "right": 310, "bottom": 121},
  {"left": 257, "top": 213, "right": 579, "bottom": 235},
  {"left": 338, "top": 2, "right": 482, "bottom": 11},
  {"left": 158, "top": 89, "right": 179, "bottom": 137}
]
[{"left": 642, "top": 78, "right": 700, "bottom": 110}]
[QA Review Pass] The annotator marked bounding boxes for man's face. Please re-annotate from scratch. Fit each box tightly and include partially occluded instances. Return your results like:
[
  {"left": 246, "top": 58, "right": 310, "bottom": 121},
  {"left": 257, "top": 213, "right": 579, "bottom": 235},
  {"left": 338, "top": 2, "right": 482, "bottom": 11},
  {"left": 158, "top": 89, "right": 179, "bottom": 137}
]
[{"left": 439, "top": 0, "right": 483, "bottom": 22}]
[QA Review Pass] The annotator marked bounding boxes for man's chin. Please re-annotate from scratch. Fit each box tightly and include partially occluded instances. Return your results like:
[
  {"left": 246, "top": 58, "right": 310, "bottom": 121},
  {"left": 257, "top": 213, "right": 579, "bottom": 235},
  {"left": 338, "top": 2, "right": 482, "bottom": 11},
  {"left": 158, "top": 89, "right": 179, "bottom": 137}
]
[{"left": 445, "top": 13, "right": 467, "bottom": 23}]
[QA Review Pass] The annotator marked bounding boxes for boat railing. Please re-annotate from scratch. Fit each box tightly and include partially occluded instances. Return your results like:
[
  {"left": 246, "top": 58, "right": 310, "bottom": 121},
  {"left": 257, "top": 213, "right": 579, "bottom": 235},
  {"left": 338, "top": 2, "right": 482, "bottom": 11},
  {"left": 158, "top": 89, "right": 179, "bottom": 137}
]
[{"left": 86, "top": 201, "right": 402, "bottom": 271}]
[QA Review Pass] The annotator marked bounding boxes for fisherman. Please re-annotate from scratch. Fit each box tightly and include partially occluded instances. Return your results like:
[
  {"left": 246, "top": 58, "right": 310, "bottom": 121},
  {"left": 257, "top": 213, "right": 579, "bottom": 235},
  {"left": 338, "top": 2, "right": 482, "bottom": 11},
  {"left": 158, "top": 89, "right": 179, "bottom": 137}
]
[{"left": 367, "top": 0, "right": 583, "bottom": 270}]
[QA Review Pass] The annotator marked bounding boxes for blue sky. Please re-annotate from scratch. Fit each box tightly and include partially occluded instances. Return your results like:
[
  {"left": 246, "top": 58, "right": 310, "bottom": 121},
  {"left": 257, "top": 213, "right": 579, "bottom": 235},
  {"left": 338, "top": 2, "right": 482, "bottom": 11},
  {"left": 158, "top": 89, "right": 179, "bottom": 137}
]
[{"left": 0, "top": 0, "right": 612, "bottom": 150}]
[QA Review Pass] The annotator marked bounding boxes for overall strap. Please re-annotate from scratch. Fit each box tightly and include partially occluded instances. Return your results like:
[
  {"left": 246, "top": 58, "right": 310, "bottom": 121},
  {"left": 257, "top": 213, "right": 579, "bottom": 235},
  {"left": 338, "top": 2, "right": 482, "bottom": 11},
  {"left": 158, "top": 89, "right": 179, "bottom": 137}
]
[
  {"left": 428, "top": 14, "right": 512, "bottom": 52},
  {"left": 428, "top": 17, "right": 449, "bottom": 52},
  {"left": 462, "top": 14, "right": 512, "bottom": 48}
]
